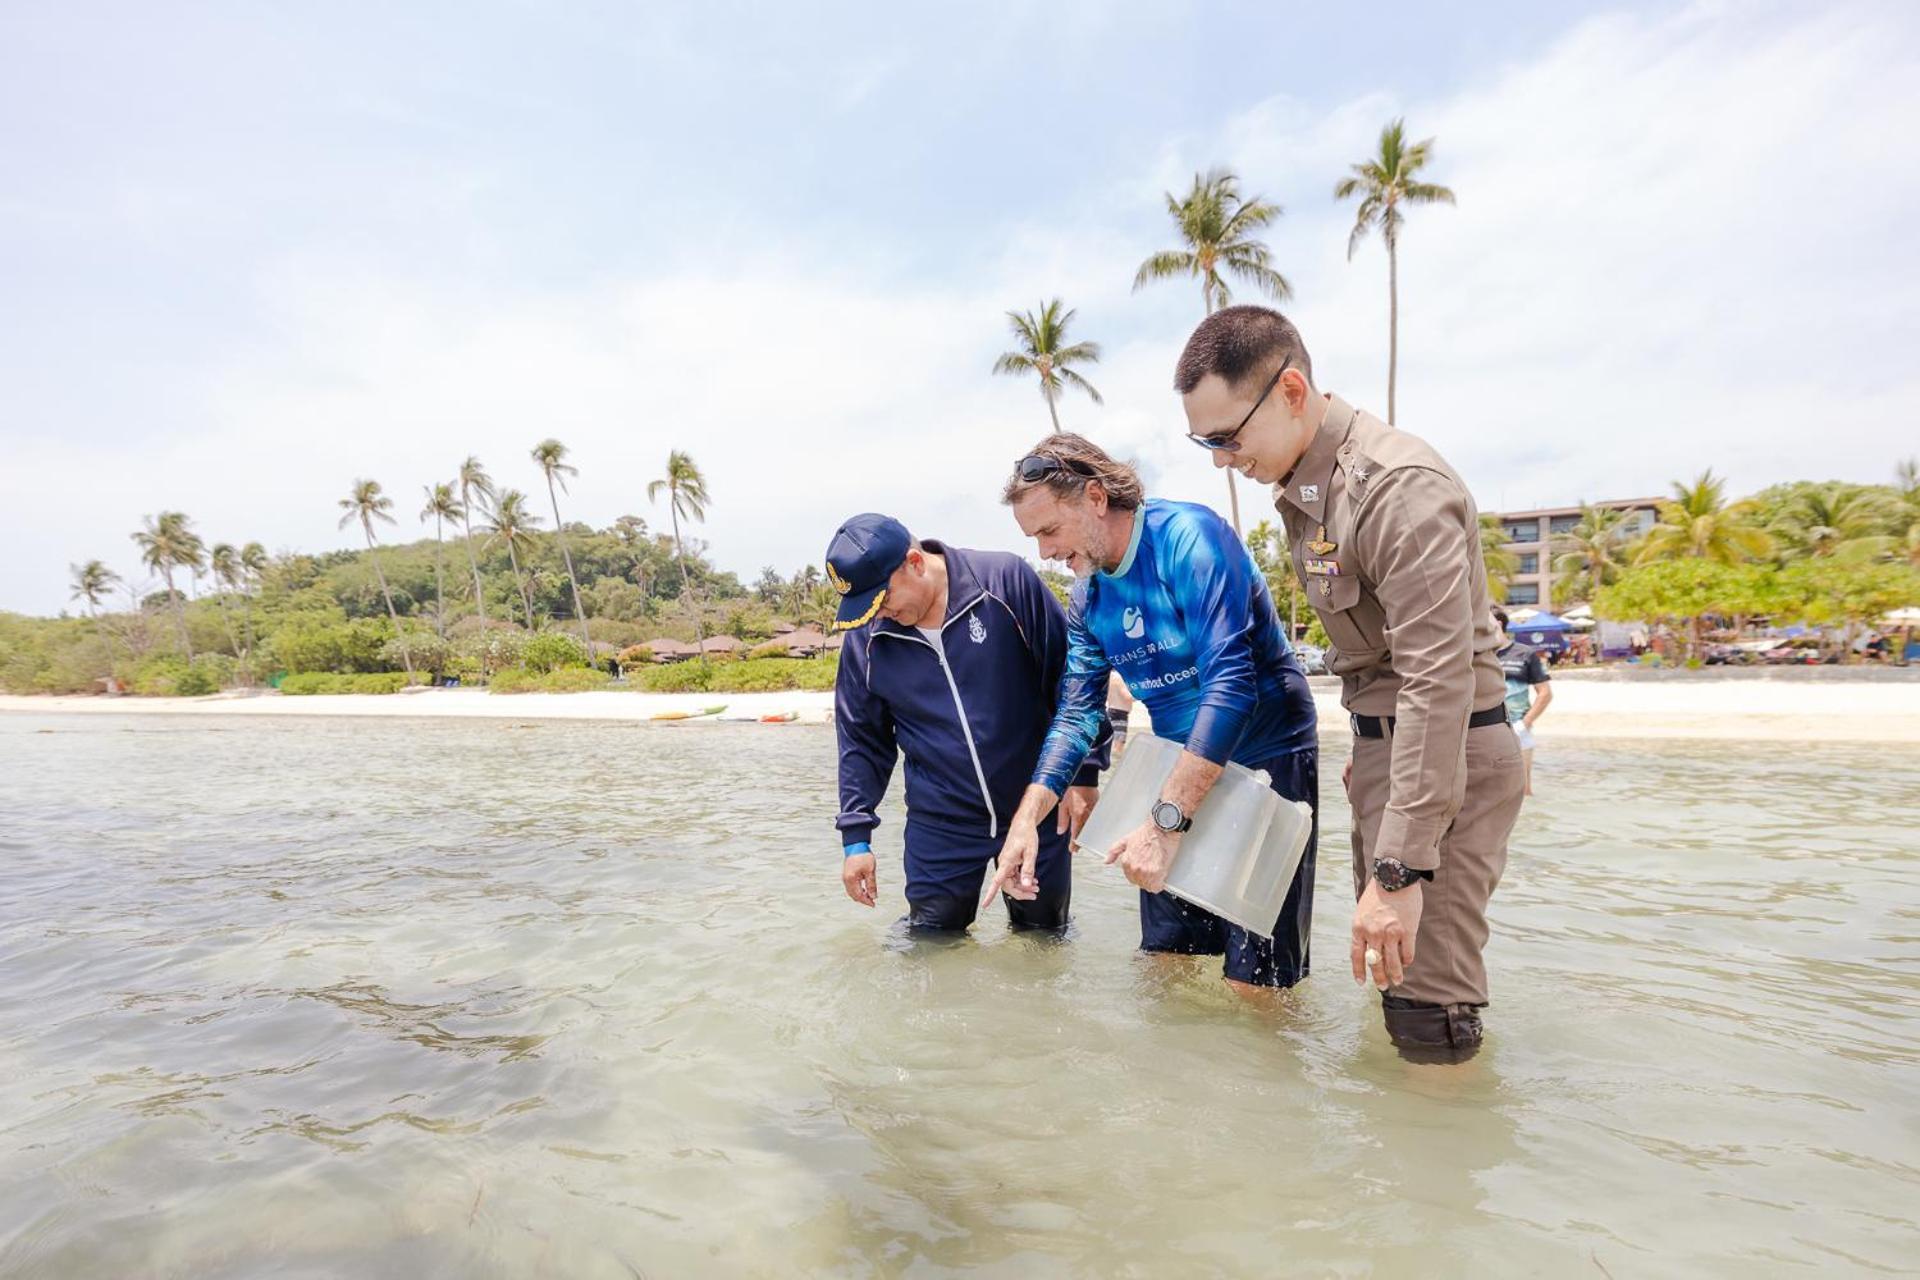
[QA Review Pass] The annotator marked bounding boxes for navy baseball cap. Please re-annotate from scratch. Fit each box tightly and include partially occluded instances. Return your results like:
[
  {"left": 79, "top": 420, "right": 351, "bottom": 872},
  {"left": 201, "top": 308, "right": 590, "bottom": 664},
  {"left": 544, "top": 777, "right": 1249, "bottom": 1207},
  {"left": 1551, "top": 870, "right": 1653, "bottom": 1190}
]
[{"left": 825, "top": 513, "right": 912, "bottom": 631}]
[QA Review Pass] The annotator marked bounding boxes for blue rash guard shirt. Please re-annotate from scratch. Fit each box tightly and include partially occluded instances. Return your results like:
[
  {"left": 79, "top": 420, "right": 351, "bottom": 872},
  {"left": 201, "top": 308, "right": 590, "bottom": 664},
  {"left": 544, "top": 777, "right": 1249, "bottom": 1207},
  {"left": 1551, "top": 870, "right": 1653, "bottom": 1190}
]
[{"left": 1030, "top": 498, "right": 1318, "bottom": 794}]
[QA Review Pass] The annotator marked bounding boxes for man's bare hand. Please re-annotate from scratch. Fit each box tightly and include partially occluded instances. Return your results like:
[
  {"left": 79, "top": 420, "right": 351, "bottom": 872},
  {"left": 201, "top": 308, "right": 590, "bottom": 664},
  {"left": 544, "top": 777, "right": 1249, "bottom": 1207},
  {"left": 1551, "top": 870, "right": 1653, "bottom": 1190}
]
[
  {"left": 983, "top": 820, "right": 1041, "bottom": 906},
  {"left": 1057, "top": 785, "right": 1098, "bottom": 841},
  {"left": 1104, "top": 819, "right": 1182, "bottom": 894},
  {"left": 1351, "top": 878, "right": 1422, "bottom": 989},
  {"left": 842, "top": 852, "right": 877, "bottom": 908}
]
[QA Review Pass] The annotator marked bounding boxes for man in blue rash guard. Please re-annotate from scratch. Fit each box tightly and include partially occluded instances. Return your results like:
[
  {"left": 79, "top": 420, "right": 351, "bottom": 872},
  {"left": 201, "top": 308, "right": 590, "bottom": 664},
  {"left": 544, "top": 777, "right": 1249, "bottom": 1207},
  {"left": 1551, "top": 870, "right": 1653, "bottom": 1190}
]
[{"left": 983, "top": 434, "right": 1320, "bottom": 989}]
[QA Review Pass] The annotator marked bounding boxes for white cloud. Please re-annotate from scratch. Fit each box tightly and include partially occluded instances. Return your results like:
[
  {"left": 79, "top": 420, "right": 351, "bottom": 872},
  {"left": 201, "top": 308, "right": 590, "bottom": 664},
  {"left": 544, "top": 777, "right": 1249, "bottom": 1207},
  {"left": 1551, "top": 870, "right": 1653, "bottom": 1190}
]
[{"left": 5, "top": 1, "right": 1916, "bottom": 614}]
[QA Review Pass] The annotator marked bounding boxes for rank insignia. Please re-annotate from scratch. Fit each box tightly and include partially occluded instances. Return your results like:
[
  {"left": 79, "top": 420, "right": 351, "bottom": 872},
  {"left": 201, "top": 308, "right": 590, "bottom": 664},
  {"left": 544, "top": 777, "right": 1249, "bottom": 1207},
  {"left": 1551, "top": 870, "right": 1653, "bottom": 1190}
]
[
  {"left": 1304, "top": 558, "right": 1341, "bottom": 577},
  {"left": 1299, "top": 483, "right": 1320, "bottom": 503},
  {"left": 1306, "top": 526, "right": 1336, "bottom": 556}
]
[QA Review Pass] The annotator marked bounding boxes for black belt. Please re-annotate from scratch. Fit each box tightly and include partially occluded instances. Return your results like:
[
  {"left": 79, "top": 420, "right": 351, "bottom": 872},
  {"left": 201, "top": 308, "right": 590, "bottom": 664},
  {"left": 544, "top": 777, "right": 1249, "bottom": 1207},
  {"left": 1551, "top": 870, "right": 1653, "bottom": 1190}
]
[{"left": 1352, "top": 706, "right": 1508, "bottom": 739}]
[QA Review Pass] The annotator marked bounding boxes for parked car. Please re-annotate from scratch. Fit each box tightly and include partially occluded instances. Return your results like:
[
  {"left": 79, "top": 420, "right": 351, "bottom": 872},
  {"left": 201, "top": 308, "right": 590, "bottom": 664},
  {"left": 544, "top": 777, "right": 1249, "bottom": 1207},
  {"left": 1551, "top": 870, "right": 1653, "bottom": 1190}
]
[{"left": 1294, "top": 643, "right": 1328, "bottom": 675}]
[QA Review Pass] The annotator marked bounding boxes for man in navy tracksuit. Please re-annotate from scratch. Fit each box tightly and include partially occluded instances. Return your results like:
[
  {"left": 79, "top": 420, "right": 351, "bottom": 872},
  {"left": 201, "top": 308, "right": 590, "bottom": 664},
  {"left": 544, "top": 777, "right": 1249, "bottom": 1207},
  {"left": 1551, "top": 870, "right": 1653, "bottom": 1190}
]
[{"left": 829, "top": 513, "right": 1108, "bottom": 931}]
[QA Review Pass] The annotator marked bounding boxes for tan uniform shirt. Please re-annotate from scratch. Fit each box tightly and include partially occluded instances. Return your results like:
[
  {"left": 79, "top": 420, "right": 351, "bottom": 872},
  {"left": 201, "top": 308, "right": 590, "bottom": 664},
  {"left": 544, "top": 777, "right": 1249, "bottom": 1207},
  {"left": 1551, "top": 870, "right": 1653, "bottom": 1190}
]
[{"left": 1276, "top": 394, "right": 1507, "bottom": 871}]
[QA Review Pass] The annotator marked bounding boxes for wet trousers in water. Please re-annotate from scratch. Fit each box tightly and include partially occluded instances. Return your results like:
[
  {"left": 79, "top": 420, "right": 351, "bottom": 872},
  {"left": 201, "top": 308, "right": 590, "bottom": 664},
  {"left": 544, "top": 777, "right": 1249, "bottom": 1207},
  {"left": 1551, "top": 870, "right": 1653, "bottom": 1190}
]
[
  {"left": 903, "top": 819, "right": 1071, "bottom": 932},
  {"left": 1138, "top": 747, "right": 1318, "bottom": 988},
  {"left": 1347, "top": 719, "right": 1525, "bottom": 1055}
]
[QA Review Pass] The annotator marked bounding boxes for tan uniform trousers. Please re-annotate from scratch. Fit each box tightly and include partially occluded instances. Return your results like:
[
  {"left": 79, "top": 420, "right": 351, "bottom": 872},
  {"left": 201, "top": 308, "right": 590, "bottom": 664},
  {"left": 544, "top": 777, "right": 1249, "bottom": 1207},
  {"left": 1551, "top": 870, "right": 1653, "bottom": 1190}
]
[{"left": 1348, "top": 720, "right": 1526, "bottom": 1008}]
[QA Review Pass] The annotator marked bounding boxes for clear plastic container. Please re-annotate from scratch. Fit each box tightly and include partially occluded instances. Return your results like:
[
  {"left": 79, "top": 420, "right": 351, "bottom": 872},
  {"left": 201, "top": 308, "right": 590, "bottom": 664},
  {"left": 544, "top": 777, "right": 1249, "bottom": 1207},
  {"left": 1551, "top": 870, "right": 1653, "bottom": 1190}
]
[{"left": 1073, "top": 732, "right": 1313, "bottom": 939}]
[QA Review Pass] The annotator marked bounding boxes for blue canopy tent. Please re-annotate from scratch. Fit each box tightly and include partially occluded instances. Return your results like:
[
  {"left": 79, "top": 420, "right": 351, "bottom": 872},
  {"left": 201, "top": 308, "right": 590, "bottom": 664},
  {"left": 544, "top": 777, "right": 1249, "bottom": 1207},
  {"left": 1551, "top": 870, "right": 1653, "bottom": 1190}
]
[{"left": 1507, "top": 611, "right": 1572, "bottom": 654}]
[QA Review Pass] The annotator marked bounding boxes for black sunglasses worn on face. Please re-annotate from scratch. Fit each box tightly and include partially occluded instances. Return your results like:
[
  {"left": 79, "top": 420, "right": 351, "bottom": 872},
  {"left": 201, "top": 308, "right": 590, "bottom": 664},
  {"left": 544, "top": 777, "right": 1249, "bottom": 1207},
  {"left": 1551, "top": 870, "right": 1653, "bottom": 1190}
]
[{"left": 1188, "top": 360, "right": 1289, "bottom": 453}]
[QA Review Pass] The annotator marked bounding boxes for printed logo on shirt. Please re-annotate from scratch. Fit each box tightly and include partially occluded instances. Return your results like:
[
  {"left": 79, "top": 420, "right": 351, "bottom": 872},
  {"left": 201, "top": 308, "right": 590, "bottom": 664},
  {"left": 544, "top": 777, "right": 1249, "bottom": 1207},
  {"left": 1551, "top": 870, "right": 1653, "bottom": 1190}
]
[
  {"left": 968, "top": 614, "right": 987, "bottom": 644},
  {"left": 1122, "top": 606, "right": 1146, "bottom": 639}
]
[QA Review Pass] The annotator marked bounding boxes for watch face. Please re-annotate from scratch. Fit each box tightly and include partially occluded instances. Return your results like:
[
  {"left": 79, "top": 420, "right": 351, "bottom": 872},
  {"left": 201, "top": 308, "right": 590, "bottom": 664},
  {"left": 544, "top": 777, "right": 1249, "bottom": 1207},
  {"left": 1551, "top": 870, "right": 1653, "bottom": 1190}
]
[
  {"left": 1152, "top": 801, "right": 1182, "bottom": 831},
  {"left": 1374, "top": 858, "right": 1416, "bottom": 890}
]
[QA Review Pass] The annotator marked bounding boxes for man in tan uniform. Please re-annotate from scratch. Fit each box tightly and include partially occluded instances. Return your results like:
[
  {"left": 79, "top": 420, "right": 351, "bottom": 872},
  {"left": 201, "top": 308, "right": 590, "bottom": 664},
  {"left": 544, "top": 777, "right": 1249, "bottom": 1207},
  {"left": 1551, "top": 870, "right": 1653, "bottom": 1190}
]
[{"left": 1174, "top": 305, "right": 1525, "bottom": 1061}]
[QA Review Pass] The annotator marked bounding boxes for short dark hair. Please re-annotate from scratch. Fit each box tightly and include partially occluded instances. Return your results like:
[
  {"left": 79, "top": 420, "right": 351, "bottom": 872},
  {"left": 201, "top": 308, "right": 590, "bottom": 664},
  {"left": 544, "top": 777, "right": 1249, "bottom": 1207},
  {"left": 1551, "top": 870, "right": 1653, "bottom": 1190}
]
[
  {"left": 1174, "top": 304, "right": 1315, "bottom": 394},
  {"left": 1491, "top": 606, "right": 1509, "bottom": 627},
  {"left": 1000, "top": 433, "right": 1145, "bottom": 511}
]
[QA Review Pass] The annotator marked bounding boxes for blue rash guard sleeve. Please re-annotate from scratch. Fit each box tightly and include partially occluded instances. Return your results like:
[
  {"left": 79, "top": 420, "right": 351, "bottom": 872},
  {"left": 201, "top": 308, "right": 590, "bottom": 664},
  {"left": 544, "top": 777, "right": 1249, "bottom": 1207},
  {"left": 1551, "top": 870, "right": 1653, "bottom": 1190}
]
[
  {"left": 1028, "top": 585, "right": 1114, "bottom": 796},
  {"left": 1011, "top": 565, "right": 1110, "bottom": 789},
  {"left": 833, "top": 633, "right": 897, "bottom": 848},
  {"left": 1160, "top": 507, "right": 1261, "bottom": 766}
]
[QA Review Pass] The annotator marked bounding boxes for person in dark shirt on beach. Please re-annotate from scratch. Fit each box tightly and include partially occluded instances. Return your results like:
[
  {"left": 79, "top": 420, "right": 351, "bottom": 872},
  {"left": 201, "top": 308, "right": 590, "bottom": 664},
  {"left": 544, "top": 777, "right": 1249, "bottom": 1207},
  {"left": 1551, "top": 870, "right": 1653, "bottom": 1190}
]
[{"left": 1493, "top": 606, "right": 1553, "bottom": 796}]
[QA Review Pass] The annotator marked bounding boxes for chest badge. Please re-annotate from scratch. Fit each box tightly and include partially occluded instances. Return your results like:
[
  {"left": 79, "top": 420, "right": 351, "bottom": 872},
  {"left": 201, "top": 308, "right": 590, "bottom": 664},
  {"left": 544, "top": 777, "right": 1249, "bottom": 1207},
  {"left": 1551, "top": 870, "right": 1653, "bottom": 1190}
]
[
  {"left": 1303, "top": 558, "right": 1342, "bottom": 577},
  {"left": 1299, "top": 483, "right": 1320, "bottom": 504},
  {"left": 1306, "top": 525, "right": 1337, "bottom": 556},
  {"left": 1319, "top": 579, "right": 1333, "bottom": 598},
  {"left": 968, "top": 614, "right": 987, "bottom": 644}
]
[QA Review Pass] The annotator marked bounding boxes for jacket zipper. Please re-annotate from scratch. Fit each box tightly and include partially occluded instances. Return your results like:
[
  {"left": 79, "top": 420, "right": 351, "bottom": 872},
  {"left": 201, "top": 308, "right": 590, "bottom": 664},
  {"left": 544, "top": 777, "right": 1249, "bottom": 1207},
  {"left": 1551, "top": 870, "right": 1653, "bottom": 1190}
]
[{"left": 874, "top": 595, "right": 998, "bottom": 838}]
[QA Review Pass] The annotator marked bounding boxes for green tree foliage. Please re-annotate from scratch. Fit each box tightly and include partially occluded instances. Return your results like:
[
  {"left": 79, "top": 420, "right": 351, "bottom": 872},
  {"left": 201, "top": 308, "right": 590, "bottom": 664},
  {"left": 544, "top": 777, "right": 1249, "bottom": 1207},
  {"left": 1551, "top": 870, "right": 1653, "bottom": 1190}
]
[
  {"left": 1635, "top": 470, "right": 1773, "bottom": 564},
  {"left": 1335, "top": 118, "right": 1455, "bottom": 425},
  {"left": 1134, "top": 165, "right": 1289, "bottom": 533},
  {"left": 991, "top": 299, "right": 1103, "bottom": 432}
]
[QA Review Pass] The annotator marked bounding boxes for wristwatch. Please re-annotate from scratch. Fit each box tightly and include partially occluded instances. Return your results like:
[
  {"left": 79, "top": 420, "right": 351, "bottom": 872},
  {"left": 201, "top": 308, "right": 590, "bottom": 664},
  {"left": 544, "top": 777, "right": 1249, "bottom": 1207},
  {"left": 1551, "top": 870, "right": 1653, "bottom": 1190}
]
[
  {"left": 1150, "top": 799, "right": 1192, "bottom": 834},
  {"left": 1371, "top": 857, "right": 1434, "bottom": 892}
]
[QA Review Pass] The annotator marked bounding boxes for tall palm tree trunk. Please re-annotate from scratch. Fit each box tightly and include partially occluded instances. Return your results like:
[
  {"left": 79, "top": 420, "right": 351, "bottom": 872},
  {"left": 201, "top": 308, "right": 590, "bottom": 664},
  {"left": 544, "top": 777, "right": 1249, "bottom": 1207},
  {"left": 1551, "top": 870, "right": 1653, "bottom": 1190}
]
[
  {"left": 671, "top": 506, "right": 708, "bottom": 657},
  {"left": 506, "top": 541, "right": 535, "bottom": 628},
  {"left": 460, "top": 506, "right": 487, "bottom": 623},
  {"left": 362, "top": 530, "right": 415, "bottom": 678},
  {"left": 214, "top": 593, "right": 241, "bottom": 667},
  {"left": 431, "top": 512, "right": 447, "bottom": 639},
  {"left": 1387, "top": 238, "right": 1399, "bottom": 425},
  {"left": 1203, "top": 286, "right": 1244, "bottom": 533},
  {"left": 241, "top": 591, "right": 255, "bottom": 684},
  {"left": 1045, "top": 388, "right": 1061, "bottom": 432},
  {"left": 165, "top": 566, "right": 193, "bottom": 658},
  {"left": 544, "top": 477, "right": 595, "bottom": 659}
]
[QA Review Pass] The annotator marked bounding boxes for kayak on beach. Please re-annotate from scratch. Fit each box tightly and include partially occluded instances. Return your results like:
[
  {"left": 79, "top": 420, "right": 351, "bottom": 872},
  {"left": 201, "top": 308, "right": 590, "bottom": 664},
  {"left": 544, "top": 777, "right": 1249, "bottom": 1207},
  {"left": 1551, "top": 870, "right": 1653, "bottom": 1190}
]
[{"left": 649, "top": 705, "right": 727, "bottom": 721}]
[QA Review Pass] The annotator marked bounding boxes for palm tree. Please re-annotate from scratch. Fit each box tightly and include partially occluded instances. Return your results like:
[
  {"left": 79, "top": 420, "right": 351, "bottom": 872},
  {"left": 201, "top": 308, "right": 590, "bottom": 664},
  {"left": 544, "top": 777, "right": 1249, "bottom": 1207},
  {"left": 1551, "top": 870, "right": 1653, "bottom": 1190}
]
[
  {"left": 69, "top": 559, "right": 119, "bottom": 615},
  {"left": 1770, "top": 483, "right": 1898, "bottom": 560},
  {"left": 1479, "top": 513, "right": 1519, "bottom": 602},
  {"left": 131, "top": 511, "right": 203, "bottom": 657},
  {"left": 420, "top": 482, "right": 464, "bottom": 639},
  {"left": 1635, "top": 470, "right": 1773, "bottom": 565},
  {"left": 483, "top": 489, "right": 542, "bottom": 628},
  {"left": 991, "top": 299, "right": 1104, "bottom": 432},
  {"left": 648, "top": 451, "right": 712, "bottom": 655},
  {"left": 1134, "top": 166, "right": 1290, "bottom": 533},
  {"left": 69, "top": 560, "right": 125, "bottom": 666},
  {"left": 531, "top": 438, "right": 595, "bottom": 659},
  {"left": 336, "top": 479, "right": 415, "bottom": 679},
  {"left": 1335, "top": 118, "right": 1456, "bottom": 425},
  {"left": 239, "top": 541, "right": 268, "bottom": 681},
  {"left": 456, "top": 456, "right": 496, "bottom": 623},
  {"left": 1550, "top": 504, "right": 1634, "bottom": 602},
  {"left": 207, "top": 543, "right": 245, "bottom": 664}
]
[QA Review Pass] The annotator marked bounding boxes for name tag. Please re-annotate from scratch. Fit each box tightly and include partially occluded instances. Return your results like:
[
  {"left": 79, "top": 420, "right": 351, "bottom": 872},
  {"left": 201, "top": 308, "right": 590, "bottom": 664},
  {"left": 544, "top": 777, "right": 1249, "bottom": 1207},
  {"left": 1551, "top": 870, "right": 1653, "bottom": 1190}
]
[{"left": 1304, "top": 558, "right": 1342, "bottom": 577}]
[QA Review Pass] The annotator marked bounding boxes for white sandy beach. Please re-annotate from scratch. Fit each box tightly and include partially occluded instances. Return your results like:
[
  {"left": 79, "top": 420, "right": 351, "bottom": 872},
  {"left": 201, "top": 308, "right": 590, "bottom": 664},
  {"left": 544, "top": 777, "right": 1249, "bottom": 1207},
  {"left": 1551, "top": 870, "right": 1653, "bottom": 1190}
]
[{"left": 5, "top": 674, "right": 1919, "bottom": 743}]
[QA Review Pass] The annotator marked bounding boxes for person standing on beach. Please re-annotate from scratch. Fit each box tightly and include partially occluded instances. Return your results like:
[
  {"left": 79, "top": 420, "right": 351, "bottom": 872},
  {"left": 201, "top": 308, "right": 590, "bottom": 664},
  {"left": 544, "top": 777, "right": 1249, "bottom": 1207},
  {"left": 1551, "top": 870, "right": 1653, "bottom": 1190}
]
[
  {"left": 1173, "top": 304, "right": 1524, "bottom": 1061},
  {"left": 829, "top": 514, "right": 1107, "bottom": 932},
  {"left": 1492, "top": 606, "right": 1553, "bottom": 796},
  {"left": 985, "top": 440, "right": 1319, "bottom": 991}
]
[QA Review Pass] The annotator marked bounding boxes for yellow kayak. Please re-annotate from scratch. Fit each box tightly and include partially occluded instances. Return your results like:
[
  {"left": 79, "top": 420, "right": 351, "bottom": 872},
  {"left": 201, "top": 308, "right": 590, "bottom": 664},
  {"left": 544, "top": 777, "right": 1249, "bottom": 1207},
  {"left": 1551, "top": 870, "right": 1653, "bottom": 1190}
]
[{"left": 650, "top": 704, "right": 727, "bottom": 721}]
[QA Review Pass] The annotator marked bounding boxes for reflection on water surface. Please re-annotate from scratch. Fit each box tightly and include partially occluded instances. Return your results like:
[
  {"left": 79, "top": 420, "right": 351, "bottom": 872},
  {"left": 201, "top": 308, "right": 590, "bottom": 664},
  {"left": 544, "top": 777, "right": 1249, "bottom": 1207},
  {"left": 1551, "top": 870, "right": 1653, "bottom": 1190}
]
[{"left": 1, "top": 714, "right": 1915, "bottom": 1275}]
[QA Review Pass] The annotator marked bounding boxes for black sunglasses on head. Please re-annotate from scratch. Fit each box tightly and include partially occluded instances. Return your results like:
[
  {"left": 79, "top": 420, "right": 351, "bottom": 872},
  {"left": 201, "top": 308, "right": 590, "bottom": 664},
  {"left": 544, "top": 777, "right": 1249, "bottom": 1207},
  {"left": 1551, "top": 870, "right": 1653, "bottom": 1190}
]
[
  {"left": 1188, "top": 360, "right": 1290, "bottom": 453},
  {"left": 1016, "top": 454, "right": 1098, "bottom": 483}
]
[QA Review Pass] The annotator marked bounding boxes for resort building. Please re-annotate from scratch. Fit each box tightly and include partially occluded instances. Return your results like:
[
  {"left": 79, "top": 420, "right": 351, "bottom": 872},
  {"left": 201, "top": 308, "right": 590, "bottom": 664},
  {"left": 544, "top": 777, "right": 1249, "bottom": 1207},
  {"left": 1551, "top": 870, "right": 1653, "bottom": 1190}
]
[{"left": 1490, "top": 498, "right": 1663, "bottom": 607}]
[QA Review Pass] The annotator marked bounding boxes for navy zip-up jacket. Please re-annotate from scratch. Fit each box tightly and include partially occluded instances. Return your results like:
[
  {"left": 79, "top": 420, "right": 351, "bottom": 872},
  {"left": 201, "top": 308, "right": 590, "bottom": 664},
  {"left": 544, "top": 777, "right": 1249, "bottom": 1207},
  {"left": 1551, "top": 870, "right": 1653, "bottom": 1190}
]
[{"left": 835, "top": 541, "right": 1109, "bottom": 848}]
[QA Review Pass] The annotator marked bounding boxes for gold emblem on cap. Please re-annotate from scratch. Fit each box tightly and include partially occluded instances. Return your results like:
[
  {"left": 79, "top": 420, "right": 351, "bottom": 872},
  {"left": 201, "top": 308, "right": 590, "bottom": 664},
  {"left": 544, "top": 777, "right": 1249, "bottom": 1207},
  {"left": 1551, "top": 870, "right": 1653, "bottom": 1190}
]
[{"left": 826, "top": 561, "right": 852, "bottom": 595}]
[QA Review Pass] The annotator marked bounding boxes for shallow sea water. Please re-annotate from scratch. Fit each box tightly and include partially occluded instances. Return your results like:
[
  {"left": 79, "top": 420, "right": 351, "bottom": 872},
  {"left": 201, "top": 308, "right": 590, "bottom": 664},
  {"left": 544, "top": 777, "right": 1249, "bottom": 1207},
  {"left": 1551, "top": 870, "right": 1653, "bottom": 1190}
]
[{"left": 1, "top": 713, "right": 1916, "bottom": 1277}]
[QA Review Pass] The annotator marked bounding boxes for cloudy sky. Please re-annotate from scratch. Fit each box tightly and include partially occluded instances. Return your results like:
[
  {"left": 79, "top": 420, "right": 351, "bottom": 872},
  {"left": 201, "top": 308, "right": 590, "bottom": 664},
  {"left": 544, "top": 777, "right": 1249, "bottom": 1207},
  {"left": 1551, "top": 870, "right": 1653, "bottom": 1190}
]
[{"left": 3, "top": 0, "right": 1915, "bottom": 615}]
